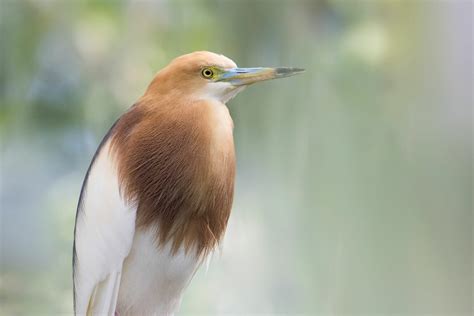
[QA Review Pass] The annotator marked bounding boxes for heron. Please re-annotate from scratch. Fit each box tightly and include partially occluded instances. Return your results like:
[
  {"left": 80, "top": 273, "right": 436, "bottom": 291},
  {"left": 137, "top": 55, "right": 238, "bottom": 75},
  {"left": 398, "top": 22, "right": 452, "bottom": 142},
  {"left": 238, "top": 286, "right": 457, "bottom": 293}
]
[{"left": 73, "top": 51, "right": 303, "bottom": 315}]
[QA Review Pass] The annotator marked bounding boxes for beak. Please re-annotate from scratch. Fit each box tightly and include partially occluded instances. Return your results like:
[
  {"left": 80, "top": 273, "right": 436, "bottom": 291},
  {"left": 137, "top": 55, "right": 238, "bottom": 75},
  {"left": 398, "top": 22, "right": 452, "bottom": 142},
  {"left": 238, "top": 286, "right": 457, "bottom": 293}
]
[{"left": 216, "top": 67, "right": 305, "bottom": 86}]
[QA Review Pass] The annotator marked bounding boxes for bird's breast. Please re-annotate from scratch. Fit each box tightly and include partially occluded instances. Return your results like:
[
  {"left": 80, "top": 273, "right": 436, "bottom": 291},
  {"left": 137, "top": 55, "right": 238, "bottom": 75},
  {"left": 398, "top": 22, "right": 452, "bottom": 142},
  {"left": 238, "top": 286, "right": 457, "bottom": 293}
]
[{"left": 110, "top": 99, "right": 236, "bottom": 256}]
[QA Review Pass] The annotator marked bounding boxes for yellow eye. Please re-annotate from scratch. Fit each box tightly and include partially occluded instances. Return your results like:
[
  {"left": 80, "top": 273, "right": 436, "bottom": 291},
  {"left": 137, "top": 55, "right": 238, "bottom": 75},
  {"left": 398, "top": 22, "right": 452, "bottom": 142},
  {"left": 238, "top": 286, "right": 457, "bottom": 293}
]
[{"left": 201, "top": 68, "right": 214, "bottom": 79}]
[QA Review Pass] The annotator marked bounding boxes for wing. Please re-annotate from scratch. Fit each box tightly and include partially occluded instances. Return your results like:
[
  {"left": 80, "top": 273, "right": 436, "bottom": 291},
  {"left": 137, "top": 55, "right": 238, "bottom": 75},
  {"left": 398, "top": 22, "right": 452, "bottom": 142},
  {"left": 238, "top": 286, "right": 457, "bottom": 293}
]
[{"left": 73, "top": 133, "right": 136, "bottom": 316}]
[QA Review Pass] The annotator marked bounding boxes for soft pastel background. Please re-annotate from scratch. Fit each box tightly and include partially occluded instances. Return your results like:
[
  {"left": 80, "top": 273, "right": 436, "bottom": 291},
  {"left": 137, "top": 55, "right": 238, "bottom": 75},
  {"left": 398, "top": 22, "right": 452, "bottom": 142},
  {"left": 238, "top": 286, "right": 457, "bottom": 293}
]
[{"left": 0, "top": 0, "right": 472, "bottom": 315}]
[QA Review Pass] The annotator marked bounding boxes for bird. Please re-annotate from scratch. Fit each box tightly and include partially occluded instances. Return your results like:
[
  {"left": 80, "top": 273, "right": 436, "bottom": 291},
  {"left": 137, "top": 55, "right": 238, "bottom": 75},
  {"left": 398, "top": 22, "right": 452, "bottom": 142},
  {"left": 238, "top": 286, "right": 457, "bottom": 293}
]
[{"left": 73, "top": 51, "right": 303, "bottom": 316}]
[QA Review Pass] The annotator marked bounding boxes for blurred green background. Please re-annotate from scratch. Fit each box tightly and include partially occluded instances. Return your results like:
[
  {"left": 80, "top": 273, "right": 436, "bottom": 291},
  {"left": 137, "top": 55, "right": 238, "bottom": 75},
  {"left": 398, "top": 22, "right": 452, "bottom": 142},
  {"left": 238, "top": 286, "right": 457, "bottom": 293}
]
[{"left": 0, "top": 0, "right": 472, "bottom": 315}]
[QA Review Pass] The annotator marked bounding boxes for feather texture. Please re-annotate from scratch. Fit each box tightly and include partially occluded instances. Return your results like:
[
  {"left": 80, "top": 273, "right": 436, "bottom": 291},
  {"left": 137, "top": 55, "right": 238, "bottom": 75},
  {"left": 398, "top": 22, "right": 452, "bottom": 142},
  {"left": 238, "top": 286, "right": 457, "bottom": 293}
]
[
  {"left": 73, "top": 141, "right": 136, "bottom": 315},
  {"left": 110, "top": 98, "right": 235, "bottom": 256}
]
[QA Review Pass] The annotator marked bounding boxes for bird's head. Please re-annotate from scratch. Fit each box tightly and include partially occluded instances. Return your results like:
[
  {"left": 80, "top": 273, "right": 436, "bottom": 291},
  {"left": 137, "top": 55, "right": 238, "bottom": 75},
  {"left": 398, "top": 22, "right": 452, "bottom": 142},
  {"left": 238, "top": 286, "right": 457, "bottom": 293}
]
[{"left": 146, "top": 51, "right": 304, "bottom": 104}]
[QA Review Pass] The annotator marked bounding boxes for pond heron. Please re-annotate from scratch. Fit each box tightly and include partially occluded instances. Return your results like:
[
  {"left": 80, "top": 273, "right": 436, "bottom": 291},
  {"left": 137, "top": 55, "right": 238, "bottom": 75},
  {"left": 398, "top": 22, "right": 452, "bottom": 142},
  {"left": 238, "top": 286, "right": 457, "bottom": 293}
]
[{"left": 73, "top": 51, "right": 303, "bottom": 315}]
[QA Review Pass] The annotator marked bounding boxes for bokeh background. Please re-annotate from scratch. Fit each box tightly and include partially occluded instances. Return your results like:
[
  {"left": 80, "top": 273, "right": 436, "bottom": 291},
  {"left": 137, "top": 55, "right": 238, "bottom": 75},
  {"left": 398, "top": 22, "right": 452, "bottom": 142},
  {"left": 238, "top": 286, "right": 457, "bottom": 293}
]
[{"left": 1, "top": 0, "right": 472, "bottom": 315}]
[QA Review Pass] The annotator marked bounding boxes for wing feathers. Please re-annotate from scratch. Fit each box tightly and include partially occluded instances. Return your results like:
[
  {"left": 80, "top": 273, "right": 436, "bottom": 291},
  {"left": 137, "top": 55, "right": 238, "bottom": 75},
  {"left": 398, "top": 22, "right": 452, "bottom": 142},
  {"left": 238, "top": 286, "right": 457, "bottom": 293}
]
[
  {"left": 74, "top": 139, "right": 136, "bottom": 315},
  {"left": 87, "top": 270, "right": 122, "bottom": 316}
]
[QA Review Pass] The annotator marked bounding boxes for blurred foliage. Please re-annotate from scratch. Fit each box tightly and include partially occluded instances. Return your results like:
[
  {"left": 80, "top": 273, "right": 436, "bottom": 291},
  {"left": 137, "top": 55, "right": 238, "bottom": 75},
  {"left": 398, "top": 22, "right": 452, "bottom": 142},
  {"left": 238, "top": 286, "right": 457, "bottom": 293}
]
[{"left": 0, "top": 0, "right": 472, "bottom": 315}]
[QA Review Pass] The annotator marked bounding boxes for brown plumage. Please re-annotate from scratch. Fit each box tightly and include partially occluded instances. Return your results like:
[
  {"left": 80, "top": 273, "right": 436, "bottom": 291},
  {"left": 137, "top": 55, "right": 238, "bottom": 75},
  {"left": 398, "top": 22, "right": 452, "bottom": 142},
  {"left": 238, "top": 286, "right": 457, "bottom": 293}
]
[
  {"left": 109, "top": 100, "right": 235, "bottom": 257},
  {"left": 108, "top": 52, "right": 237, "bottom": 256}
]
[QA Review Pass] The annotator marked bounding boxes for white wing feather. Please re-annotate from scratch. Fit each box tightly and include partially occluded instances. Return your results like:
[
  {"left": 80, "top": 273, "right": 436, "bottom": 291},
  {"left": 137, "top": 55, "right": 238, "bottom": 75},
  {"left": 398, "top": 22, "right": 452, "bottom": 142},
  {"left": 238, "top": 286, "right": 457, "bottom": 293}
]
[{"left": 74, "top": 140, "right": 136, "bottom": 315}]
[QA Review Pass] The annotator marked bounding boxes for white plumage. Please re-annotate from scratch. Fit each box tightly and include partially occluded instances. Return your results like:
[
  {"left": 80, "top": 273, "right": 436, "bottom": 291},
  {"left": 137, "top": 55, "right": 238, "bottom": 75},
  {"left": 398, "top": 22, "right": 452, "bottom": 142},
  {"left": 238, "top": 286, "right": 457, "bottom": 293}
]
[
  {"left": 74, "top": 141, "right": 136, "bottom": 315},
  {"left": 74, "top": 141, "right": 202, "bottom": 315}
]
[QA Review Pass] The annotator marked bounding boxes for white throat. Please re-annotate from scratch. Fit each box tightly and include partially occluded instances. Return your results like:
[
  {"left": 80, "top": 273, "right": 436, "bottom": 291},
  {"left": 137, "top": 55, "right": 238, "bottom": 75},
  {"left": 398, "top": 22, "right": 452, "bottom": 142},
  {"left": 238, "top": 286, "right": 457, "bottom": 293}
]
[{"left": 197, "top": 82, "right": 246, "bottom": 104}]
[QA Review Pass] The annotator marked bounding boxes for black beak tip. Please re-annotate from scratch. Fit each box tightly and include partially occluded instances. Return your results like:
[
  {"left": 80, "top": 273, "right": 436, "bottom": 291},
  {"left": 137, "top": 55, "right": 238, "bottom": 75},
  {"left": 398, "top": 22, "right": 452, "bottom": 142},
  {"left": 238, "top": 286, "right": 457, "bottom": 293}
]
[{"left": 275, "top": 67, "right": 306, "bottom": 76}]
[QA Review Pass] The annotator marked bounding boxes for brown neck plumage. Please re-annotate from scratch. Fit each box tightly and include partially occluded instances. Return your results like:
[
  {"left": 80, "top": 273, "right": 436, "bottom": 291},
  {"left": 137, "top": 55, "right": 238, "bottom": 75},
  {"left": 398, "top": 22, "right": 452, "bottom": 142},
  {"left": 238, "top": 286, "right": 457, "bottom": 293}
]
[{"left": 109, "top": 95, "right": 235, "bottom": 257}]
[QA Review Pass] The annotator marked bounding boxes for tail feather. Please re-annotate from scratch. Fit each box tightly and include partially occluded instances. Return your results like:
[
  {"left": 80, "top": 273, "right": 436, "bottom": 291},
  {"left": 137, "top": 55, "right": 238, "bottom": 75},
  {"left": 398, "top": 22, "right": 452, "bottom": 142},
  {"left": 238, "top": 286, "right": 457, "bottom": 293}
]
[{"left": 86, "top": 270, "right": 122, "bottom": 316}]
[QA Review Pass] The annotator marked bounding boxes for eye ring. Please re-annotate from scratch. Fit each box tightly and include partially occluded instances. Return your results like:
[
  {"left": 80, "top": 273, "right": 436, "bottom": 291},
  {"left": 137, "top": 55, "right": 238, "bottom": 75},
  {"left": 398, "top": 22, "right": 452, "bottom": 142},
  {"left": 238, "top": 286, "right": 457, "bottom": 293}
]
[{"left": 201, "top": 68, "right": 214, "bottom": 79}]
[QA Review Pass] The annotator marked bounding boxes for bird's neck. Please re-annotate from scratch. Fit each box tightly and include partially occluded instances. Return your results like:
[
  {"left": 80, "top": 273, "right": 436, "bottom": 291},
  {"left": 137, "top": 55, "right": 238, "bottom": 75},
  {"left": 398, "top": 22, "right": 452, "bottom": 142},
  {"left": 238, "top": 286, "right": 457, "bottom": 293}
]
[{"left": 109, "top": 98, "right": 235, "bottom": 257}]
